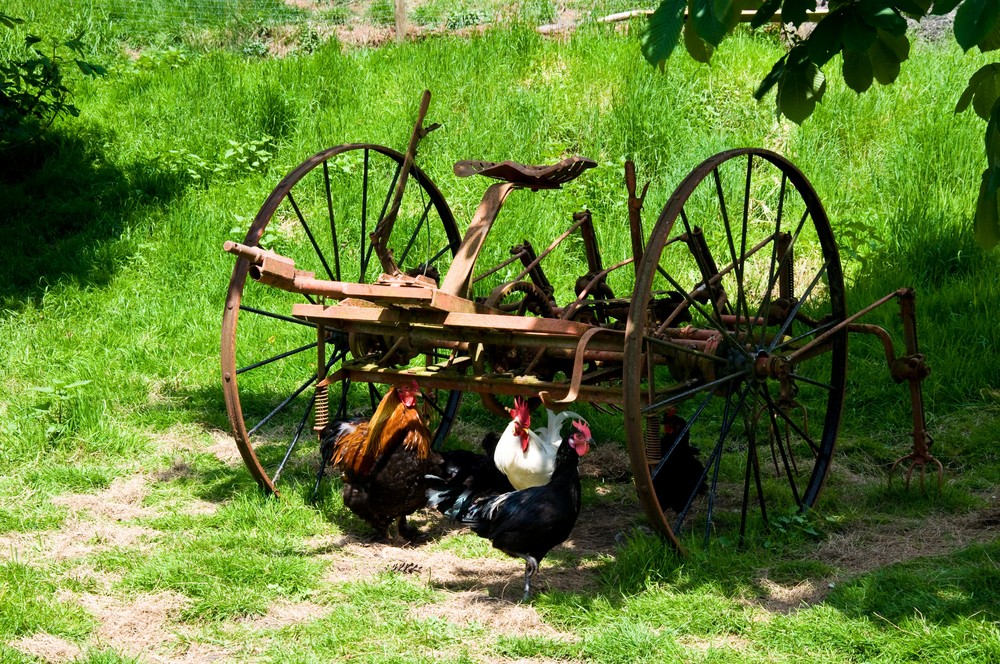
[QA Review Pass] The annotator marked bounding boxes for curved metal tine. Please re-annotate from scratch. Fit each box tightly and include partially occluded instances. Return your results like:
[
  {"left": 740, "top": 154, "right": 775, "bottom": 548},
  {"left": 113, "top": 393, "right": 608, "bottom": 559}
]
[
  {"left": 368, "top": 382, "right": 382, "bottom": 410},
  {"left": 324, "top": 160, "right": 342, "bottom": 282},
  {"left": 651, "top": 392, "right": 713, "bottom": 479},
  {"left": 272, "top": 390, "right": 318, "bottom": 484},
  {"left": 239, "top": 305, "right": 317, "bottom": 328},
  {"left": 749, "top": 172, "right": 787, "bottom": 348},
  {"left": 237, "top": 341, "right": 318, "bottom": 375},
  {"left": 767, "top": 256, "right": 832, "bottom": 354},
  {"left": 757, "top": 384, "right": 804, "bottom": 507},
  {"left": 286, "top": 191, "right": 336, "bottom": 282},
  {"left": 703, "top": 383, "right": 750, "bottom": 546}
]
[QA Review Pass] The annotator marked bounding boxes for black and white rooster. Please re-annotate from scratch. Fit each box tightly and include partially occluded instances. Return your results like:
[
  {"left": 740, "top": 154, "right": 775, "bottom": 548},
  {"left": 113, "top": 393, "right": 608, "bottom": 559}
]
[{"left": 427, "top": 420, "right": 593, "bottom": 600}]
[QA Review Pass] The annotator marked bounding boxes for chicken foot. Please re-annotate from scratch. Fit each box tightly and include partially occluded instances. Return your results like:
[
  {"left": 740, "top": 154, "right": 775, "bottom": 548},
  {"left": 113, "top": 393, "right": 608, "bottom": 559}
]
[{"left": 519, "top": 554, "right": 539, "bottom": 602}]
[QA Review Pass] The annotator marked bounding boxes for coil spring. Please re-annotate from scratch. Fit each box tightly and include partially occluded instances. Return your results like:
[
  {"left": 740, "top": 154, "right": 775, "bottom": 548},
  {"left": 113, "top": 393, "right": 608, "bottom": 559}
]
[
  {"left": 645, "top": 414, "right": 661, "bottom": 464},
  {"left": 313, "top": 381, "right": 329, "bottom": 433}
]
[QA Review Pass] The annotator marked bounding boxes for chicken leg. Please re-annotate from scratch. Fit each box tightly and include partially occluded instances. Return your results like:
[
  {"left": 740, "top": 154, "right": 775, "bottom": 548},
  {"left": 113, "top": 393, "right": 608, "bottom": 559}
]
[{"left": 520, "top": 555, "right": 539, "bottom": 602}]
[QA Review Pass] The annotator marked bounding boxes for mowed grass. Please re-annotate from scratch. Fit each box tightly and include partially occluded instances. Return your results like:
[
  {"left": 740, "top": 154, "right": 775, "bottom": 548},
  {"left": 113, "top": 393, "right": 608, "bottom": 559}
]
[{"left": 2, "top": 2, "right": 1000, "bottom": 661}]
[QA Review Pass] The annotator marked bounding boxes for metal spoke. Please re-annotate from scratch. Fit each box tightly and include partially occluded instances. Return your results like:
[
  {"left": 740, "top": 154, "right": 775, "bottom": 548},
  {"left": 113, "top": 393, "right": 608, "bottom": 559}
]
[
  {"left": 247, "top": 373, "right": 317, "bottom": 437},
  {"left": 653, "top": 263, "right": 746, "bottom": 354},
  {"left": 360, "top": 148, "right": 369, "bottom": 282},
  {"left": 703, "top": 383, "right": 750, "bottom": 546},
  {"left": 713, "top": 166, "right": 746, "bottom": 344},
  {"left": 758, "top": 385, "right": 804, "bottom": 505},
  {"left": 400, "top": 198, "right": 434, "bottom": 266},
  {"left": 237, "top": 341, "right": 318, "bottom": 375},
  {"left": 768, "top": 257, "right": 832, "bottom": 353},
  {"left": 271, "top": 390, "right": 317, "bottom": 483},
  {"left": 286, "top": 191, "right": 336, "bottom": 281},
  {"left": 239, "top": 305, "right": 316, "bottom": 328},
  {"left": 643, "top": 334, "right": 730, "bottom": 364},
  {"left": 642, "top": 369, "right": 750, "bottom": 416},
  {"left": 651, "top": 392, "right": 713, "bottom": 481},
  {"left": 679, "top": 207, "right": 730, "bottom": 334},
  {"left": 324, "top": 160, "right": 341, "bottom": 282},
  {"left": 751, "top": 172, "right": 787, "bottom": 348},
  {"left": 759, "top": 385, "right": 821, "bottom": 456}
]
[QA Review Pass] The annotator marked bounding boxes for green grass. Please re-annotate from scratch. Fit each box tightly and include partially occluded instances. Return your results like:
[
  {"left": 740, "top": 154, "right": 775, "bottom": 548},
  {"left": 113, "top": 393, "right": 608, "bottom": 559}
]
[{"left": 1, "top": 2, "right": 999, "bottom": 661}]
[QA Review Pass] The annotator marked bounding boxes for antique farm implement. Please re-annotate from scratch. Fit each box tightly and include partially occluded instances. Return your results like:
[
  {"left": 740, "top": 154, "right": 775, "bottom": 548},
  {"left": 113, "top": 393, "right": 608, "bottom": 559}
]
[{"left": 221, "top": 91, "right": 937, "bottom": 550}]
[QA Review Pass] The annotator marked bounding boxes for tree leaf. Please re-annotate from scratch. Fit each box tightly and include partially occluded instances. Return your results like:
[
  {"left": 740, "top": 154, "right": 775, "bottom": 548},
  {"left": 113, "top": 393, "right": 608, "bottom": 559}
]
[
  {"left": 857, "top": 0, "right": 907, "bottom": 36},
  {"left": 842, "top": 48, "right": 874, "bottom": 92},
  {"left": 683, "top": 18, "right": 715, "bottom": 62},
  {"left": 956, "top": 64, "right": 998, "bottom": 114},
  {"left": 842, "top": 7, "right": 878, "bottom": 51},
  {"left": 894, "top": 0, "right": 933, "bottom": 15},
  {"left": 955, "top": 0, "right": 1000, "bottom": 51},
  {"left": 750, "top": 0, "right": 782, "bottom": 28},
  {"left": 868, "top": 29, "right": 909, "bottom": 85},
  {"left": 754, "top": 55, "right": 786, "bottom": 101},
  {"left": 805, "top": 9, "right": 847, "bottom": 66},
  {"left": 973, "top": 68, "right": 1000, "bottom": 120},
  {"left": 930, "top": 0, "right": 961, "bottom": 14},
  {"left": 781, "top": 0, "right": 817, "bottom": 26},
  {"left": 979, "top": 16, "right": 1000, "bottom": 52},
  {"left": 776, "top": 47, "right": 826, "bottom": 123},
  {"left": 689, "top": 0, "right": 729, "bottom": 46},
  {"left": 641, "top": 0, "right": 687, "bottom": 68},
  {"left": 974, "top": 168, "right": 1000, "bottom": 249}
]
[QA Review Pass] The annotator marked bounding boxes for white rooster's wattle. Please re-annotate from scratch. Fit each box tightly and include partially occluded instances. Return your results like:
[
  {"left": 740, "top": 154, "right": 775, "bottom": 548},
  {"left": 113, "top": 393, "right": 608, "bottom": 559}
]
[{"left": 493, "top": 399, "right": 586, "bottom": 491}]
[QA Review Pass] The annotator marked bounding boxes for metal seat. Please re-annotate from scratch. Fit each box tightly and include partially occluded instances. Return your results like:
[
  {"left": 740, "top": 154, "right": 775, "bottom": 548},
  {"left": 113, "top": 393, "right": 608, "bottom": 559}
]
[{"left": 453, "top": 155, "right": 597, "bottom": 189}]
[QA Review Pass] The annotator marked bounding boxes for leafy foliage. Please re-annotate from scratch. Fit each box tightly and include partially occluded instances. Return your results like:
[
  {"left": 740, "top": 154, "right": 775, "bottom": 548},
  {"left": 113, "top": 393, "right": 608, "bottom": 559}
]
[
  {"left": 0, "top": 12, "right": 106, "bottom": 149},
  {"left": 642, "top": 0, "right": 1000, "bottom": 247}
]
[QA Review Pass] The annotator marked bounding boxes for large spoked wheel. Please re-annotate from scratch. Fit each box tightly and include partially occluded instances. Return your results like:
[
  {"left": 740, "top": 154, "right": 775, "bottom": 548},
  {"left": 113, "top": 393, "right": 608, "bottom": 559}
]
[
  {"left": 623, "top": 149, "right": 848, "bottom": 550},
  {"left": 222, "top": 144, "right": 464, "bottom": 494}
]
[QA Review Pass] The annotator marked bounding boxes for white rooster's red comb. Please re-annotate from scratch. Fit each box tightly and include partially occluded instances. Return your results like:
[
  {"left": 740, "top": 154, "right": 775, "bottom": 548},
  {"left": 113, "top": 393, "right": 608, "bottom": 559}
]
[{"left": 510, "top": 398, "right": 531, "bottom": 426}]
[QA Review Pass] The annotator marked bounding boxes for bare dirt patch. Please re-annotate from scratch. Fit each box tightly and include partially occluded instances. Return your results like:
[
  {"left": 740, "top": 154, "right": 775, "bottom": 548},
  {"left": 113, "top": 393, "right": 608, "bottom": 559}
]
[
  {"left": 10, "top": 633, "right": 82, "bottom": 663},
  {"left": 816, "top": 504, "right": 1000, "bottom": 577},
  {"left": 52, "top": 473, "right": 154, "bottom": 522}
]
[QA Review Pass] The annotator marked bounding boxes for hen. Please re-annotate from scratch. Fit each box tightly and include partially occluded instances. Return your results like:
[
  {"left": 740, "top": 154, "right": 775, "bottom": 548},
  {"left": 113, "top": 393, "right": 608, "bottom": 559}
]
[
  {"left": 493, "top": 399, "right": 582, "bottom": 490},
  {"left": 651, "top": 408, "right": 707, "bottom": 514},
  {"left": 315, "top": 380, "right": 440, "bottom": 541},
  {"left": 428, "top": 431, "right": 515, "bottom": 515},
  {"left": 428, "top": 420, "right": 593, "bottom": 600}
]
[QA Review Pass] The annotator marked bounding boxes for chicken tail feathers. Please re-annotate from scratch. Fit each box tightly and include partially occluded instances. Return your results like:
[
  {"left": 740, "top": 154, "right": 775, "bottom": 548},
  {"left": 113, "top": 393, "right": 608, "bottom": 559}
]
[{"left": 425, "top": 478, "right": 476, "bottom": 521}]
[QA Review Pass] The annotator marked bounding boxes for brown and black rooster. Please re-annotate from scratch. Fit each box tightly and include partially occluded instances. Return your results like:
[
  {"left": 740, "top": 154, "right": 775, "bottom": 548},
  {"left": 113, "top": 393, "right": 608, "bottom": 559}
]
[{"left": 314, "top": 380, "right": 441, "bottom": 541}]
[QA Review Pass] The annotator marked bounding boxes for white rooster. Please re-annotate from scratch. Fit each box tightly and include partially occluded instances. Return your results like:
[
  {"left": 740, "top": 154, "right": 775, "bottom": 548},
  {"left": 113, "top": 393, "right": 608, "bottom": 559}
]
[{"left": 493, "top": 398, "right": 585, "bottom": 490}]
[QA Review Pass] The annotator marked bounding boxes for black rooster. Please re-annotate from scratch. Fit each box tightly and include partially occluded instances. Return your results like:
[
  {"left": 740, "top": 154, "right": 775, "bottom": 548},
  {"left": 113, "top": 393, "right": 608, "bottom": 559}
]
[
  {"left": 427, "top": 421, "right": 593, "bottom": 601},
  {"left": 652, "top": 409, "right": 707, "bottom": 514},
  {"left": 430, "top": 431, "right": 515, "bottom": 515}
]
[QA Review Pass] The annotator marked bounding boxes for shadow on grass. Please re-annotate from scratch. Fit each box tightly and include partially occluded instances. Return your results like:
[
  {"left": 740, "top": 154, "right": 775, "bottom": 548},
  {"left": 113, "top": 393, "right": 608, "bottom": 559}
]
[{"left": 0, "top": 127, "right": 190, "bottom": 307}]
